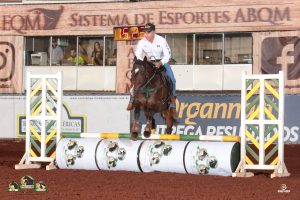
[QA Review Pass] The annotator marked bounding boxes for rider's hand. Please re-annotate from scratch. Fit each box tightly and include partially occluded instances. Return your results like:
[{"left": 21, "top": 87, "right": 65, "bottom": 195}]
[{"left": 155, "top": 61, "right": 162, "bottom": 68}]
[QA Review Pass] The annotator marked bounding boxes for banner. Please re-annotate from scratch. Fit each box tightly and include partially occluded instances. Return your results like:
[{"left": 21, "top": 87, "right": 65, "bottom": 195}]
[
  {"left": 0, "top": 36, "right": 23, "bottom": 93},
  {"left": 253, "top": 31, "right": 300, "bottom": 93},
  {"left": 0, "top": 94, "right": 299, "bottom": 143},
  {"left": 0, "top": 1, "right": 299, "bottom": 36},
  {"left": 116, "top": 41, "right": 138, "bottom": 93},
  {"left": 140, "top": 95, "right": 300, "bottom": 144},
  {"left": 0, "top": 95, "right": 130, "bottom": 138}
]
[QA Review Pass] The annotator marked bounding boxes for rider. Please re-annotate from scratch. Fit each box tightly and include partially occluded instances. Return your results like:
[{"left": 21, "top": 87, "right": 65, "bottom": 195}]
[{"left": 126, "top": 23, "right": 177, "bottom": 111}]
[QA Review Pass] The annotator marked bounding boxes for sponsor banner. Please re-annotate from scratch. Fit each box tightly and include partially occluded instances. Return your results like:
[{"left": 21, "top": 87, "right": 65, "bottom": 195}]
[
  {"left": 0, "top": 95, "right": 130, "bottom": 138},
  {"left": 253, "top": 31, "right": 300, "bottom": 93},
  {"left": 116, "top": 41, "right": 138, "bottom": 93},
  {"left": 140, "top": 95, "right": 300, "bottom": 144},
  {"left": 0, "top": 94, "right": 299, "bottom": 144},
  {"left": 0, "top": 1, "right": 299, "bottom": 36},
  {"left": 0, "top": 36, "right": 23, "bottom": 93}
]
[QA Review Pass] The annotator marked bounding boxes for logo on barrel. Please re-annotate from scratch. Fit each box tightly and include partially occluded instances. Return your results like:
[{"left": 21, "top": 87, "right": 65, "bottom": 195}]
[
  {"left": 194, "top": 147, "right": 218, "bottom": 175},
  {"left": 105, "top": 141, "right": 126, "bottom": 169},
  {"left": 63, "top": 140, "right": 85, "bottom": 167},
  {"left": 149, "top": 141, "right": 173, "bottom": 166}
]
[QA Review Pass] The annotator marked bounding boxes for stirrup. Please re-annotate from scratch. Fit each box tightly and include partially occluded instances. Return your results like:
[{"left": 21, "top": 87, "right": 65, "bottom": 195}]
[{"left": 169, "top": 102, "right": 176, "bottom": 109}]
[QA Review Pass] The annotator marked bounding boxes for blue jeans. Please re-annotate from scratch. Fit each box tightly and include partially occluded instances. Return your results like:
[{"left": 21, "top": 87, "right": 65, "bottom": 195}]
[{"left": 164, "top": 63, "right": 176, "bottom": 96}]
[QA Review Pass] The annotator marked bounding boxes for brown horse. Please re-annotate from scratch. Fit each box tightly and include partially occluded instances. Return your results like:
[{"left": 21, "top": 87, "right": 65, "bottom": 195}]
[{"left": 130, "top": 57, "right": 176, "bottom": 140}]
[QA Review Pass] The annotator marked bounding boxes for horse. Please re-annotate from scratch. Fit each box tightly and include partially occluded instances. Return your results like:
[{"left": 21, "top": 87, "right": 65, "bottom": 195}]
[{"left": 129, "top": 57, "right": 176, "bottom": 140}]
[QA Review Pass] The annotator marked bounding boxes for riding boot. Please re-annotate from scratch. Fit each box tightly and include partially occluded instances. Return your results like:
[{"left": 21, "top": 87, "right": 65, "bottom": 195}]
[
  {"left": 126, "top": 102, "right": 134, "bottom": 111},
  {"left": 126, "top": 95, "right": 134, "bottom": 111}
]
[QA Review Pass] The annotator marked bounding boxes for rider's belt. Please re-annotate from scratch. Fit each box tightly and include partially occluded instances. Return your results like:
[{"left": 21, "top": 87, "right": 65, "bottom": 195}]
[{"left": 151, "top": 59, "right": 162, "bottom": 63}]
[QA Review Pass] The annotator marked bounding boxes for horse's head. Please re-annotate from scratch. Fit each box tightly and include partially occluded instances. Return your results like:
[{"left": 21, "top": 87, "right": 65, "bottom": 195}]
[{"left": 131, "top": 57, "right": 154, "bottom": 89}]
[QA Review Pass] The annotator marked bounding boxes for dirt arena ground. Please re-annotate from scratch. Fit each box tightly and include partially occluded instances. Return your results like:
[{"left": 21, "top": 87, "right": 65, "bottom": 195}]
[{"left": 0, "top": 140, "right": 299, "bottom": 200}]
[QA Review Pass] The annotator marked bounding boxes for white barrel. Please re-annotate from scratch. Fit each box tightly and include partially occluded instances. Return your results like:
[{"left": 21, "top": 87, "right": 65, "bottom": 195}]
[
  {"left": 56, "top": 138, "right": 101, "bottom": 170},
  {"left": 184, "top": 141, "right": 240, "bottom": 176},
  {"left": 139, "top": 140, "right": 188, "bottom": 173},
  {"left": 95, "top": 139, "right": 144, "bottom": 172}
]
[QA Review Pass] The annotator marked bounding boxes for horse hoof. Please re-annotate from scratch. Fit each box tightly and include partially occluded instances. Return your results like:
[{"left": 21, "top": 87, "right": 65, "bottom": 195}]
[
  {"left": 131, "top": 132, "right": 138, "bottom": 141},
  {"left": 143, "top": 131, "right": 151, "bottom": 138},
  {"left": 166, "top": 128, "right": 172, "bottom": 134}
]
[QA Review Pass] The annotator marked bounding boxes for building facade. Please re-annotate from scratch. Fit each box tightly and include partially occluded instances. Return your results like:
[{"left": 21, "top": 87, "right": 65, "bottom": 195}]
[{"left": 0, "top": 0, "right": 299, "bottom": 93}]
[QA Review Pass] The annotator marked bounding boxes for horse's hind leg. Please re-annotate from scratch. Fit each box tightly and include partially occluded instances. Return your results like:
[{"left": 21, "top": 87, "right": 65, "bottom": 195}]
[{"left": 165, "top": 111, "right": 174, "bottom": 134}]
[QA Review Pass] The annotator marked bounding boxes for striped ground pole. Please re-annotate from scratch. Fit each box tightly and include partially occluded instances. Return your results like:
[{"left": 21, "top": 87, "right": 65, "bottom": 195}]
[{"left": 62, "top": 132, "right": 240, "bottom": 142}]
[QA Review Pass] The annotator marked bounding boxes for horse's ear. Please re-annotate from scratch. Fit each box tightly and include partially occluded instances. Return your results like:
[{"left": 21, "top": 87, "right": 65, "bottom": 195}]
[
  {"left": 133, "top": 56, "right": 137, "bottom": 62},
  {"left": 143, "top": 56, "right": 147, "bottom": 62}
]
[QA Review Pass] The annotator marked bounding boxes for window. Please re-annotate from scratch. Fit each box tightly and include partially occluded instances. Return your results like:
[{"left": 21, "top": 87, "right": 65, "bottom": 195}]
[
  {"left": 25, "top": 37, "right": 50, "bottom": 66},
  {"left": 25, "top": 36, "right": 117, "bottom": 66},
  {"left": 79, "top": 37, "right": 104, "bottom": 66},
  {"left": 195, "top": 34, "right": 223, "bottom": 65},
  {"left": 105, "top": 37, "right": 117, "bottom": 66},
  {"left": 54, "top": 37, "right": 77, "bottom": 66},
  {"left": 166, "top": 34, "right": 193, "bottom": 65},
  {"left": 224, "top": 33, "right": 252, "bottom": 64}
]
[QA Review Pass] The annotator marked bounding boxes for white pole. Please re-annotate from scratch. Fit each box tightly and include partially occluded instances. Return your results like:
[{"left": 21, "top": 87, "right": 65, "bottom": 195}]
[
  {"left": 259, "top": 76, "right": 265, "bottom": 166},
  {"left": 25, "top": 71, "right": 31, "bottom": 164},
  {"left": 240, "top": 72, "right": 246, "bottom": 170}
]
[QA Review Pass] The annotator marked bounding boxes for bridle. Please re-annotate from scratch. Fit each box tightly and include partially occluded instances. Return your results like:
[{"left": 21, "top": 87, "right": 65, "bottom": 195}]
[
  {"left": 132, "top": 60, "right": 161, "bottom": 95},
  {"left": 132, "top": 59, "right": 171, "bottom": 104}
]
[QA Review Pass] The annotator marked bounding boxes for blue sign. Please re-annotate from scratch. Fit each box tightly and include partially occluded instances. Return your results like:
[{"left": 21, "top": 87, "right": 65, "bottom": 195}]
[{"left": 139, "top": 94, "right": 299, "bottom": 144}]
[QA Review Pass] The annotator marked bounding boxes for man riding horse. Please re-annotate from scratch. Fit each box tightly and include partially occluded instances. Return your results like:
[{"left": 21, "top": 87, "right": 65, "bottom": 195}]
[
  {"left": 127, "top": 23, "right": 177, "bottom": 111},
  {"left": 127, "top": 23, "right": 177, "bottom": 140}
]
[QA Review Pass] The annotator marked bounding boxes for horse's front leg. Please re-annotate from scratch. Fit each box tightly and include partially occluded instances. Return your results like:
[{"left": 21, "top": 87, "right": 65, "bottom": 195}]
[
  {"left": 143, "top": 109, "right": 154, "bottom": 138},
  {"left": 131, "top": 106, "right": 141, "bottom": 141}
]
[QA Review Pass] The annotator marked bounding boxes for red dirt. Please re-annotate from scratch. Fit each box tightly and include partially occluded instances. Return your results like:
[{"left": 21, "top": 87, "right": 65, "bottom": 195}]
[{"left": 0, "top": 140, "right": 299, "bottom": 200}]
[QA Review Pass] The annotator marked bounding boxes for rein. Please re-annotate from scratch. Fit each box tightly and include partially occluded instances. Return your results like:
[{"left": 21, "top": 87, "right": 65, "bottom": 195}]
[{"left": 133, "top": 61, "right": 169, "bottom": 102}]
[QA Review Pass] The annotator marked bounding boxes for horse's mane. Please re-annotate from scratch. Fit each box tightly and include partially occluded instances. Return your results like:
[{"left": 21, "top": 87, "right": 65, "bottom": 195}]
[{"left": 134, "top": 59, "right": 145, "bottom": 65}]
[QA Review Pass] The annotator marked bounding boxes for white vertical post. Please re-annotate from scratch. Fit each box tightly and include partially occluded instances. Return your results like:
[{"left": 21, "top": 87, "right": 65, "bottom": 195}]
[
  {"left": 56, "top": 72, "right": 62, "bottom": 143},
  {"left": 233, "top": 71, "right": 290, "bottom": 178},
  {"left": 25, "top": 71, "right": 31, "bottom": 164},
  {"left": 15, "top": 71, "right": 62, "bottom": 170},
  {"left": 240, "top": 72, "right": 246, "bottom": 172},
  {"left": 41, "top": 77, "right": 46, "bottom": 158},
  {"left": 278, "top": 71, "right": 284, "bottom": 173},
  {"left": 259, "top": 77, "right": 265, "bottom": 166}
]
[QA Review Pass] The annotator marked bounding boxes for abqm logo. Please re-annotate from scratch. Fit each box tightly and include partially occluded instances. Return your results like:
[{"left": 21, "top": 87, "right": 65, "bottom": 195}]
[{"left": 261, "top": 36, "right": 300, "bottom": 80}]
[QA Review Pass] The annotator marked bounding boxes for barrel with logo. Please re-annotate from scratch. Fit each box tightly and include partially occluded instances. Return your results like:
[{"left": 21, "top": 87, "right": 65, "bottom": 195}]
[
  {"left": 138, "top": 140, "right": 188, "bottom": 173},
  {"left": 56, "top": 138, "right": 101, "bottom": 170},
  {"left": 95, "top": 139, "right": 144, "bottom": 172},
  {"left": 184, "top": 141, "right": 240, "bottom": 176}
]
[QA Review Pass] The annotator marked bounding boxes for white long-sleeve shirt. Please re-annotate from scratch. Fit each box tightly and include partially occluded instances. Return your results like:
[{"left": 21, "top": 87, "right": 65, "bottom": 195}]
[
  {"left": 49, "top": 46, "right": 64, "bottom": 65},
  {"left": 135, "top": 34, "right": 171, "bottom": 65}
]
